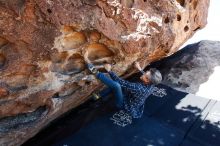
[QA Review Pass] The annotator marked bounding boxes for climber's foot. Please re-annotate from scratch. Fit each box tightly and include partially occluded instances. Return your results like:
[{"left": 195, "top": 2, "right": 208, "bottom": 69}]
[{"left": 87, "top": 63, "right": 98, "bottom": 74}]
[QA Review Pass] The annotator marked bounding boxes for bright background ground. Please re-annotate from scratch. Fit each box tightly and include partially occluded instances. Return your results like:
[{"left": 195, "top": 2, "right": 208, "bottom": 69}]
[{"left": 183, "top": 0, "right": 220, "bottom": 100}]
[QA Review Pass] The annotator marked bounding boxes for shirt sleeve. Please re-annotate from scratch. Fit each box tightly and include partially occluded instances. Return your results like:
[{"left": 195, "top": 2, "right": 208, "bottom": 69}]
[{"left": 108, "top": 71, "right": 143, "bottom": 92}]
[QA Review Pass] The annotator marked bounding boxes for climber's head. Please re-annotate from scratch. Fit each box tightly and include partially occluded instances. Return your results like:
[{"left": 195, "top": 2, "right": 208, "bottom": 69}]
[{"left": 140, "top": 68, "right": 162, "bottom": 85}]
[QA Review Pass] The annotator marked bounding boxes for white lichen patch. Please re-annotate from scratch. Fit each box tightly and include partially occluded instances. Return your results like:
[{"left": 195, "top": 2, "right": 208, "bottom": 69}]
[
  {"left": 170, "top": 0, "right": 186, "bottom": 12},
  {"left": 121, "top": 32, "right": 149, "bottom": 41},
  {"left": 43, "top": 71, "right": 69, "bottom": 91},
  {"left": 121, "top": 8, "right": 162, "bottom": 41},
  {"left": 37, "top": 61, "right": 69, "bottom": 92},
  {"left": 107, "top": 0, "right": 122, "bottom": 15},
  {"left": 107, "top": 0, "right": 162, "bottom": 41},
  {"left": 46, "top": 0, "right": 54, "bottom": 6},
  {"left": 132, "top": 9, "right": 162, "bottom": 27}
]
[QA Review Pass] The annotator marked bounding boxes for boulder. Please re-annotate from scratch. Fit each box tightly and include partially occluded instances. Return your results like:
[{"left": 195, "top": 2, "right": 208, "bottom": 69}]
[
  {"left": 0, "top": 0, "right": 210, "bottom": 145},
  {"left": 149, "top": 40, "right": 220, "bottom": 99}
]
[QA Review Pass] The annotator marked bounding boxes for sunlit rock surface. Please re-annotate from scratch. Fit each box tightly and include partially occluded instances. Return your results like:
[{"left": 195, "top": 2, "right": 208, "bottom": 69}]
[{"left": 0, "top": 0, "right": 209, "bottom": 145}]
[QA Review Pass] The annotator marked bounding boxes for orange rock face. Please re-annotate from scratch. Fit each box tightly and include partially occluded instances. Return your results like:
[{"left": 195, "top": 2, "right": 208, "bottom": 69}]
[
  {"left": 0, "top": 0, "right": 210, "bottom": 145},
  {"left": 0, "top": 88, "right": 8, "bottom": 98}
]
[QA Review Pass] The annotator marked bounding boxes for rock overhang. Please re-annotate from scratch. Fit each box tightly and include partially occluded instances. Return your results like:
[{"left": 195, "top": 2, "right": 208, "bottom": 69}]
[{"left": 0, "top": 0, "right": 210, "bottom": 145}]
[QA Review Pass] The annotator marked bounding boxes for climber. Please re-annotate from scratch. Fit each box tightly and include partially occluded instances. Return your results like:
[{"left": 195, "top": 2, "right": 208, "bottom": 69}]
[{"left": 84, "top": 55, "right": 162, "bottom": 118}]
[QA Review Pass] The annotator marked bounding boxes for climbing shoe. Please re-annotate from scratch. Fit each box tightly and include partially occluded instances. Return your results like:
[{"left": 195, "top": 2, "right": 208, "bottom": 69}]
[
  {"left": 87, "top": 63, "right": 98, "bottom": 74},
  {"left": 92, "top": 93, "right": 101, "bottom": 101}
]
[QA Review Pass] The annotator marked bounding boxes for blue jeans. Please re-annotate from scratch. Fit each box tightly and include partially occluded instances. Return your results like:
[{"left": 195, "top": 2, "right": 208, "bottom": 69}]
[{"left": 95, "top": 72, "right": 124, "bottom": 109}]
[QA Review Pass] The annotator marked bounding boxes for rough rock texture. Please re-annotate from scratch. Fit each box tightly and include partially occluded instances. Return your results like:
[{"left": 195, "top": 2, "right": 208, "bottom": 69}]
[
  {"left": 149, "top": 40, "right": 220, "bottom": 98},
  {"left": 0, "top": 0, "right": 209, "bottom": 145}
]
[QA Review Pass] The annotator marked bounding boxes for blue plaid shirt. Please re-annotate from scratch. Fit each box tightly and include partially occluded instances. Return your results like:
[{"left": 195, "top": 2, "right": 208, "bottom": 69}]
[{"left": 109, "top": 71, "right": 154, "bottom": 118}]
